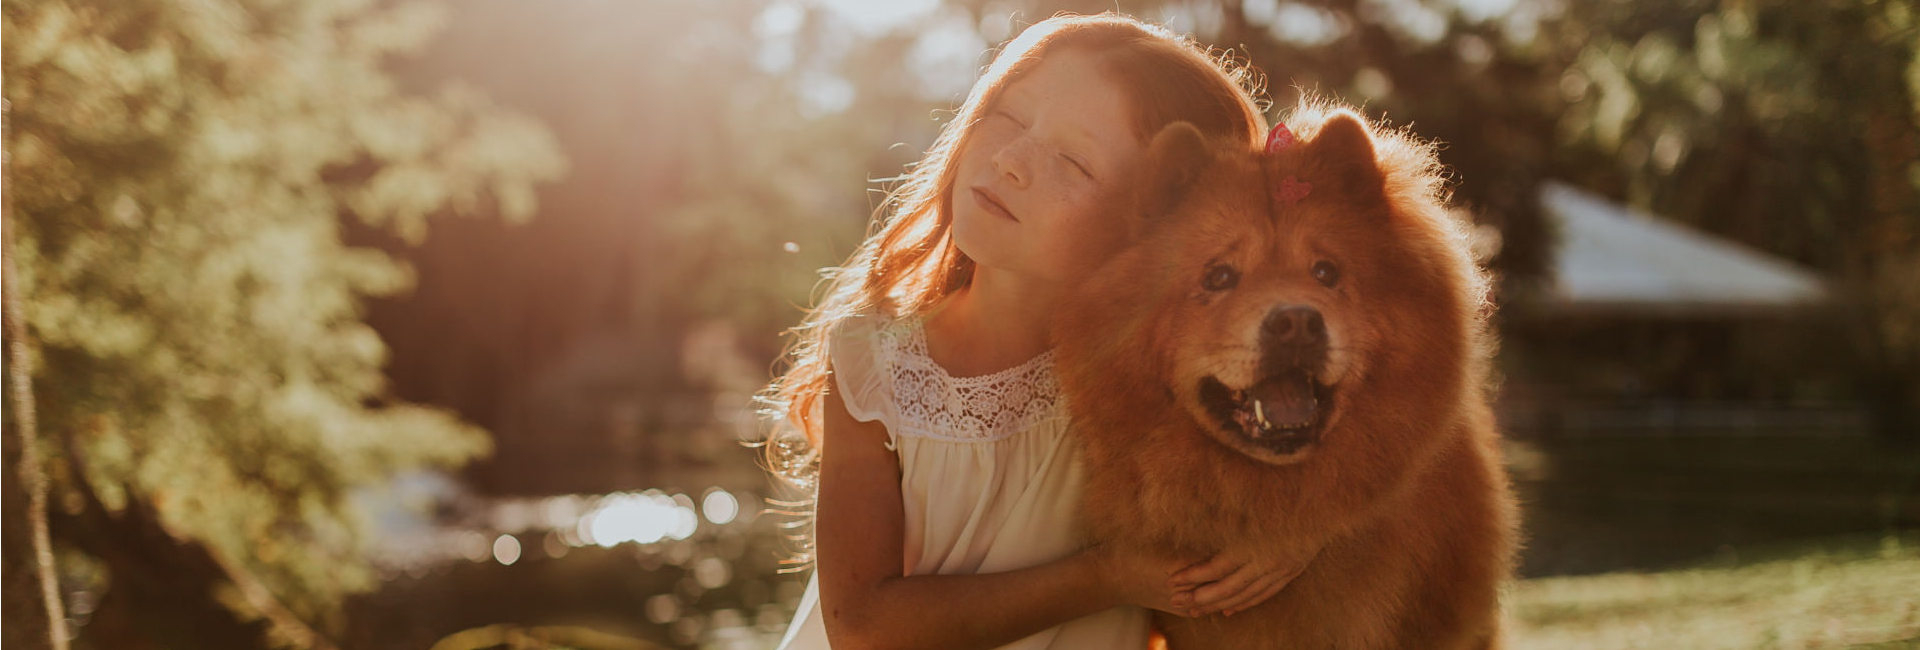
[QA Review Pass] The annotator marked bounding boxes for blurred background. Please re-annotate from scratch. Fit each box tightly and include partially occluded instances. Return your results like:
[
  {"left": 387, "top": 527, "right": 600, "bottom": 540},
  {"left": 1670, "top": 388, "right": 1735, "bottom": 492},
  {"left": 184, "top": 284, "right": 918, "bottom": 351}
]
[{"left": 2, "top": 0, "right": 1916, "bottom": 648}]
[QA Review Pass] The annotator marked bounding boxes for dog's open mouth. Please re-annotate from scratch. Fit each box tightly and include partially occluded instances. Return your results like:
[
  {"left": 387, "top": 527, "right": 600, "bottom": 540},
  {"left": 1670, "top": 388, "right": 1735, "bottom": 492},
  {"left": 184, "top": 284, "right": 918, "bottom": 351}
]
[{"left": 1199, "top": 369, "right": 1332, "bottom": 455}]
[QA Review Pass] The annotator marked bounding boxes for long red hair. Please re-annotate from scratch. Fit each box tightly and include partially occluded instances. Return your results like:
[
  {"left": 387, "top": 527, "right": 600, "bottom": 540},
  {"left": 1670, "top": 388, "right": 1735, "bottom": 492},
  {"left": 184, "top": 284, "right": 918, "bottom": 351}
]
[{"left": 753, "top": 13, "right": 1269, "bottom": 555}]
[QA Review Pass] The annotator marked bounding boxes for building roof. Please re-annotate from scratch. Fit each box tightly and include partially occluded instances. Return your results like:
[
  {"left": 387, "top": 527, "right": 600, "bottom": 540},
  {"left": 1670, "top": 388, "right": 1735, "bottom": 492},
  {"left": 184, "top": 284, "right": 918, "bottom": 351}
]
[{"left": 1538, "top": 181, "right": 1829, "bottom": 316}]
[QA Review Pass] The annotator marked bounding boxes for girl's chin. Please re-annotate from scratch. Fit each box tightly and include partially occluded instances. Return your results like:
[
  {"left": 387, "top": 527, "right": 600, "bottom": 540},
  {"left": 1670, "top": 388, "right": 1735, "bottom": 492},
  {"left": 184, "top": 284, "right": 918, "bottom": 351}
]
[
  {"left": 951, "top": 235, "right": 1014, "bottom": 274},
  {"left": 950, "top": 214, "right": 994, "bottom": 255},
  {"left": 957, "top": 216, "right": 1065, "bottom": 275},
  {"left": 955, "top": 204, "right": 1005, "bottom": 232}
]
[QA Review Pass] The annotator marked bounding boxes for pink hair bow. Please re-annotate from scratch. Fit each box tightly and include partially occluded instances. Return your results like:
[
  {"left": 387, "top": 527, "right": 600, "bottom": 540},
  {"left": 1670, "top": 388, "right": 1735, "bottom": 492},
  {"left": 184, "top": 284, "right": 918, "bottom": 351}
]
[
  {"left": 1265, "top": 124, "right": 1311, "bottom": 206},
  {"left": 1265, "top": 123, "right": 1298, "bottom": 153}
]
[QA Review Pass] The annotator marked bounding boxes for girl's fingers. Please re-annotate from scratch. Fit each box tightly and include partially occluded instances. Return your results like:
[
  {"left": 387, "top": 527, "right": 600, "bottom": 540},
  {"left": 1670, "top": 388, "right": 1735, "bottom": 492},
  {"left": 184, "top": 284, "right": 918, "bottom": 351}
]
[
  {"left": 1207, "top": 568, "right": 1281, "bottom": 613},
  {"left": 1169, "top": 554, "right": 1235, "bottom": 588},
  {"left": 1213, "top": 570, "right": 1292, "bottom": 616},
  {"left": 1203, "top": 576, "right": 1271, "bottom": 617},
  {"left": 1187, "top": 564, "right": 1267, "bottom": 609},
  {"left": 1219, "top": 559, "right": 1309, "bottom": 616}
]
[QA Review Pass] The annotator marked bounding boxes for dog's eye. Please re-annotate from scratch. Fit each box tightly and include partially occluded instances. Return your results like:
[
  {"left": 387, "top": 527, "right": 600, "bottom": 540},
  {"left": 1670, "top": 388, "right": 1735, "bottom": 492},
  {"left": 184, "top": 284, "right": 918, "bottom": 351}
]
[
  {"left": 1203, "top": 263, "right": 1240, "bottom": 291},
  {"left": 1312, "top": 260, "right": 1340, "bottom": 287}
]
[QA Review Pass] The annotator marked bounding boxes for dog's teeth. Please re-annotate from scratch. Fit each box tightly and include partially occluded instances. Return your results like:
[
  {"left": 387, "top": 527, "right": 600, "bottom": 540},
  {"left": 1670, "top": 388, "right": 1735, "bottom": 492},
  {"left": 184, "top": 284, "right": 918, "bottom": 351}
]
[{"left": 1254, "top": 400, "right": 1270, "bottom": 428}]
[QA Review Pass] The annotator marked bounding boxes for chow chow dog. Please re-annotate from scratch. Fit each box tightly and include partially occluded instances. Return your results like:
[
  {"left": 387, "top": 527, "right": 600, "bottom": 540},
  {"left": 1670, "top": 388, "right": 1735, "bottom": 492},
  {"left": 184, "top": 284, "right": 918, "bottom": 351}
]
[{"left": 1054, "top": 102, "right": 1519, "bottom": 649}]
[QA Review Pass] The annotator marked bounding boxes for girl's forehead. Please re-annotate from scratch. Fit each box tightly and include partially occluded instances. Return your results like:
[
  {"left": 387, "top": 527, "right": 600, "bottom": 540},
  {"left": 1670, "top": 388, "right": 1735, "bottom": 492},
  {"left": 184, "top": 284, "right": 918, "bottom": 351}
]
[
  {"left": 1002, "top": 49, "right": 1119, "bottom": 104},
  {"left": 996, "top": 50, "right": 1144, "bottom": 157}
]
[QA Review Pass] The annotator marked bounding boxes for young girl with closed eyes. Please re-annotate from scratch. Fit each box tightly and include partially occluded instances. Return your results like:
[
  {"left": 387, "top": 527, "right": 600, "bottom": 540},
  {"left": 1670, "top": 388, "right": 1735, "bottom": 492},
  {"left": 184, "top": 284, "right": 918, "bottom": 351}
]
[{"left": 761, "top": 13, "right": 1301, "bottom": 650}]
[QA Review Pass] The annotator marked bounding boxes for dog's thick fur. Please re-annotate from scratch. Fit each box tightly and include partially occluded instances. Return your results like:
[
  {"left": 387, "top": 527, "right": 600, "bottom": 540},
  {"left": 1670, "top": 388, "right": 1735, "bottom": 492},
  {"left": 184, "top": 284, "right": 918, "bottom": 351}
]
[{"left": 1054, "top": 102, "right": 1519, "bottom": 649}]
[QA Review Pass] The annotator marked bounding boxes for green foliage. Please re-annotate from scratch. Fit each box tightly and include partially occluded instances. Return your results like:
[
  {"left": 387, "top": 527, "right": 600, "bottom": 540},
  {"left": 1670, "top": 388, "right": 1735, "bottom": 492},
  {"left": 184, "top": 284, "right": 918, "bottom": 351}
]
[
  {"left": 1555, "top": 1, "right": 1915, "bottom": 262},
  {"left": 1553, "top": 0, "right": 1920, "bottom": 432},
  {"left": 3, "top": 0, "right": 562, "bottom": 635}
]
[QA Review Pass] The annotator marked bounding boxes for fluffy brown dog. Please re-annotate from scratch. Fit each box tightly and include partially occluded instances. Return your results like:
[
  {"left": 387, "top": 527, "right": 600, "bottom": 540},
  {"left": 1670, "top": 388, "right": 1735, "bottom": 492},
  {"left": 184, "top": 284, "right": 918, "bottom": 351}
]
[{"left": 1054, "top": 102, "right": 1519, "bottom": 649}]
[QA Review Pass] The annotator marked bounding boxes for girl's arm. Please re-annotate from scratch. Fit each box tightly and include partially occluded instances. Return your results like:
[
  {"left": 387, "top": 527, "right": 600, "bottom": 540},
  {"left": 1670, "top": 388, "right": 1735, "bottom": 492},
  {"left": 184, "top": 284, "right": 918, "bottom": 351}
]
[{"left": 815, "top": 371, "right": 1183, "bottom": 650}]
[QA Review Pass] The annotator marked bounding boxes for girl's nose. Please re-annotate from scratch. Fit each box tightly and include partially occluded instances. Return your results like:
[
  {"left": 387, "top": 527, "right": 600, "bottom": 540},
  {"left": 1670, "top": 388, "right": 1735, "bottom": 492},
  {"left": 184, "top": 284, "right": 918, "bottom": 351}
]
[{"left": 991, "top": 137, "right": 1033, "bottom": 188}]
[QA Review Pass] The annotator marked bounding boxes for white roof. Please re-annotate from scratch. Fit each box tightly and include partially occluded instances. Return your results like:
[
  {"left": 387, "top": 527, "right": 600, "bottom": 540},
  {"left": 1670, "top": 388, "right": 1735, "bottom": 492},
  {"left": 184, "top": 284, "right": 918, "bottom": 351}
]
[{"left": 1538, "top": 181, "right": 1829, "bottom": 315}]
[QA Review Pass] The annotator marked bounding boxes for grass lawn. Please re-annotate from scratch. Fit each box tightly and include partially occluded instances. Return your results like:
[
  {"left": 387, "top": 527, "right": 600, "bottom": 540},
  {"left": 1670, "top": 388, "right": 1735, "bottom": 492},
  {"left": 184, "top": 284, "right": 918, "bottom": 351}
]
[{"left": 1507, "top": 532, "right": 1920, "bottom": 649}]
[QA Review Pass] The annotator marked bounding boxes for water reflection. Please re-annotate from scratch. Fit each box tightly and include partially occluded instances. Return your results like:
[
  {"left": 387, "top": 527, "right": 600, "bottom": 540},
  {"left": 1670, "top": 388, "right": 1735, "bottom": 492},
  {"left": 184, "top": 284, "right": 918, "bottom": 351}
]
[
  {"left": 585, "top": 492, "right": 698, "bottom": 546},
  {"left": 703, "top": 488, "right": 741, "bottom": 526},
  {"left": 352, "top": 474, "right": 803, "bottom": 649},
  {"left": 492, "top": 534, "right": 523, "bottom": 566}
]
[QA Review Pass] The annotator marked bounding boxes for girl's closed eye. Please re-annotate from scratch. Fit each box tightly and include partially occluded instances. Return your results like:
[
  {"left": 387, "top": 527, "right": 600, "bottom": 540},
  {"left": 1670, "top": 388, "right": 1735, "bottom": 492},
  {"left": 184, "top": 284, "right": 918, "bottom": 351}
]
[
  {"left": 1062, "top": 153, "right": 1093, "bottom": 178},
  {"left": 994, "top": 110, "right": 1094, "bottom": 180}
]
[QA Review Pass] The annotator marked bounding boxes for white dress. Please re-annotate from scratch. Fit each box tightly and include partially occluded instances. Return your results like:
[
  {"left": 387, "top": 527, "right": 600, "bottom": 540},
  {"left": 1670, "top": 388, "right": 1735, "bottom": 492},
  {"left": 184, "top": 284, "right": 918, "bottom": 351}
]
[{"left": 775, "top": 309, "right": 1151, "bottom": 650}]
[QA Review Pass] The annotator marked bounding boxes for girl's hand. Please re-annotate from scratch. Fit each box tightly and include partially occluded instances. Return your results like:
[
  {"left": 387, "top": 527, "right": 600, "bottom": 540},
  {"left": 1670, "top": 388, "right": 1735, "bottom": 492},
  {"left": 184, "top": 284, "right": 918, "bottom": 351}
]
[
  {"left": 1085, "top": 543, "right": 1208, "bottom": 617},
  {"left": 1167, "top": 544, "right": 1320, "bottom": 618}
]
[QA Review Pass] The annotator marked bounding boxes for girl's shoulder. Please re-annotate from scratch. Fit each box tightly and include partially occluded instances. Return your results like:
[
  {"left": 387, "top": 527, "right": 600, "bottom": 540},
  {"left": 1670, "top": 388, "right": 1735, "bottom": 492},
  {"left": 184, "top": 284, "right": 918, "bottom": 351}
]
[
  {"left": 825, "top": 307, "right": 921, "bottom": 431},
  {"left": 833, "top": 307, "right": 1066, "bottom": 444}
]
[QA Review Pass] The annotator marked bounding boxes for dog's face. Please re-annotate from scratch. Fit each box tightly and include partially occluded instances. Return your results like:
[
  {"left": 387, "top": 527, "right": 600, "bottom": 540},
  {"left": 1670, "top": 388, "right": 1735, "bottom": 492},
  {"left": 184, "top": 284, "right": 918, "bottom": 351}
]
[{"left": 1118, "top": 114, "right": 1414, "bottom": 466}]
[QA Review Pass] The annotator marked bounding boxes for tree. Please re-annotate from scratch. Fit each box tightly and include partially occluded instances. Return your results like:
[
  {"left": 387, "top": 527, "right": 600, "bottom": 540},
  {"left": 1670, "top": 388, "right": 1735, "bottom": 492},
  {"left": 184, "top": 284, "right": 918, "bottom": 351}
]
[
  {"left": 4, "top": 86, "right": 70, "bottom": 650},
  {"left": 1551, "top": 0, "right": 1920, "bottom": 439},
  {"left": 2, "top": 0, "right": 564, "bottom": 645}
]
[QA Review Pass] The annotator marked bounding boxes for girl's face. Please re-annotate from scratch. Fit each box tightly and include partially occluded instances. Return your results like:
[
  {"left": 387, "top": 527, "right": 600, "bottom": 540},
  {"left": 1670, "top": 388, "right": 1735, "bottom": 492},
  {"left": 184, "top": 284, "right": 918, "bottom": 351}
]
[{"left": 950, "top": 47, "right": 1146, "bottom": 285}]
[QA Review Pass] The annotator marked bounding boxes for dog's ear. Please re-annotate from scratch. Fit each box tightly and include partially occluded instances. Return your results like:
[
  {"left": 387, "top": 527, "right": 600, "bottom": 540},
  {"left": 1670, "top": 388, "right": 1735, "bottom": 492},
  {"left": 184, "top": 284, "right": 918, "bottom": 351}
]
[
  {"left": 1137, "top": 121, "right": 1212, "bottom": 221},
  {"left": 1304, "top": 111, "right": 1384, "bottom": 194}
]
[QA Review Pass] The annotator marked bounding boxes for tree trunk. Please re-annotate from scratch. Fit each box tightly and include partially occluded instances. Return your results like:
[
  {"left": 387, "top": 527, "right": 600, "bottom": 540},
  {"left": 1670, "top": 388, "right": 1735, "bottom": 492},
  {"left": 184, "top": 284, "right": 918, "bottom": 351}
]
[{"left": 2, "top": 88, "right": 73, "bottom": 650}]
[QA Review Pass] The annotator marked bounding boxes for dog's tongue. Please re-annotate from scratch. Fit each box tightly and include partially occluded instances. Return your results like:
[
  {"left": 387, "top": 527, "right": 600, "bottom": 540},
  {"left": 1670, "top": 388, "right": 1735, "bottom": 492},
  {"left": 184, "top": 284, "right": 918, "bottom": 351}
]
[{"left": 1250, "top": 372, "right": 1317, "bottom": 428}]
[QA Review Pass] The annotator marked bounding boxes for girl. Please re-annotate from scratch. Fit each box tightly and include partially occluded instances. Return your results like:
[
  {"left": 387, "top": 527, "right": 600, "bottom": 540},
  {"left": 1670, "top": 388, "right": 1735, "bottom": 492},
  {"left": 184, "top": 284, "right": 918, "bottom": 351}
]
[{"left": 760, "top": 13, "right": 1301, "bottom": 650}]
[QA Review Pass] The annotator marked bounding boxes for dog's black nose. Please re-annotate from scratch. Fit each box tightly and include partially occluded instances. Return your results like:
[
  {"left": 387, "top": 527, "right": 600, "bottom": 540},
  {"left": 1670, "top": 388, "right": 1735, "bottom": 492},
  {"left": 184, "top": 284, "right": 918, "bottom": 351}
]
[{"left": 1261, "top": 305, "right": 1325, "bottom": 349}]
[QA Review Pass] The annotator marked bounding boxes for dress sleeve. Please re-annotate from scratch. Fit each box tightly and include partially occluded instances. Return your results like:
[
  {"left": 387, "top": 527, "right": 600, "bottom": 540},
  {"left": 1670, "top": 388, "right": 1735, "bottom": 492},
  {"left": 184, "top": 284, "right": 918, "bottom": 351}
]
[{"left": 827, "top": 313, "right": 895, "bottom": 447}]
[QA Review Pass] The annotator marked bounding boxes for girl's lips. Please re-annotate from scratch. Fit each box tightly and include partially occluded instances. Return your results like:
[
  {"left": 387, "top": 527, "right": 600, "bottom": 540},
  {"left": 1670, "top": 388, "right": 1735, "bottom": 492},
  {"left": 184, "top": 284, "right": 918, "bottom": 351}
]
[{"left": 972, "top": 186, "right": 1018, "bottom": 222}]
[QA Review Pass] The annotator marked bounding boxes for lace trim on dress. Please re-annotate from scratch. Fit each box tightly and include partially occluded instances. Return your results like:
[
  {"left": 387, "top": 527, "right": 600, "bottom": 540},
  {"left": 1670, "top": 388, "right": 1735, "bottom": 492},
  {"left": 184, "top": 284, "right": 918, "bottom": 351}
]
[{"left": 877, "top": 315, "right": 1065, "bottom": 443}]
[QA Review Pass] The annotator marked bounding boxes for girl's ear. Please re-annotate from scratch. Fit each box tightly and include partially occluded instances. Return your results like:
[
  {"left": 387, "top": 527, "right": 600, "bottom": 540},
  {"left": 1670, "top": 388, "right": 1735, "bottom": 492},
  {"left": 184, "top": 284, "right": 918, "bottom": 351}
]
[
  {"left": 1137, "top": 121, "right": 1212, "bottom": 221},
  {"left": 1302, "top": 111, "right": 1384, "bottom": 194}
]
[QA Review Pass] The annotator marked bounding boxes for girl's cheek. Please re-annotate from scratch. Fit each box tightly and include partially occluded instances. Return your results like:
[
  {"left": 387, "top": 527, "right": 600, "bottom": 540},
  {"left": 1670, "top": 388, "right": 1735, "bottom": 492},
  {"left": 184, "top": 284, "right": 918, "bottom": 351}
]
[{"left": 1064, "top": 184, "right": 1105, "bottom": 217}]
